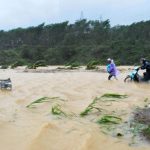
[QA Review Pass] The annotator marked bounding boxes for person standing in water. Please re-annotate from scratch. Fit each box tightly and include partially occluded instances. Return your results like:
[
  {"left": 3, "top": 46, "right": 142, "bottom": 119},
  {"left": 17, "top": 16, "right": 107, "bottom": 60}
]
[
  {"left": 106, "top": 58, "right": 119, "bottom": 80},
  {"left": 140, "top": 58, "right": 150, "bottom": 81}
]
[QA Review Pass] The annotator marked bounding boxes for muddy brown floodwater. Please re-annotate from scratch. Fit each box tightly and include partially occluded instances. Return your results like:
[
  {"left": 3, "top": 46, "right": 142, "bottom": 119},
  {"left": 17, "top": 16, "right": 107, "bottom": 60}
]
[{"left": 0, "top": 68, "right": 149, "bottom": 150}]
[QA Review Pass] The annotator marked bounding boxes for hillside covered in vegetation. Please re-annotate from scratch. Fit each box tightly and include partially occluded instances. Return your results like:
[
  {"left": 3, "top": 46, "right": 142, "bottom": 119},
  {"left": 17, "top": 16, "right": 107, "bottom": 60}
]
[{"left": 0, "top": 19, "right": 150, "bottom": 67}]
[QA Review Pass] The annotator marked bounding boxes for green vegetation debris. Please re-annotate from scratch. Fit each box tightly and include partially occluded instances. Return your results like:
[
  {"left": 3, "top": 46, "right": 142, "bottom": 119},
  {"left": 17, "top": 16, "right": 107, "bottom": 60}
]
[
  {"left": 116, "top": 133, "right": 124, "bottom": 137},
  {"left": 51, "top": 104, "right": 66, "bottom": 116},
  {"left": 144, "top": 98, "right": 149, "bottom": 102},
  {"left": 80, "top": 97, "right": 102, "bottom": 116},
  {"left": 80, "top": 93, "right": 128, "bottom": 116},
  {"left": 130, "top": 123, "right": 146, "bottom": 137},
  {"left": 128, "top": 122, "right": 147, "bottom": 145},
  {"left": 97, "top": 115, "right": 122, "bottom": 124},
  {"left": 142, "top": 126, "right": 150, "bottom": 140},
  {"left": 101, "top": 93, "right": 128, "bottom": 99},
  {"left": 26, "top": 97, "right": 59, "bottom": 108}
]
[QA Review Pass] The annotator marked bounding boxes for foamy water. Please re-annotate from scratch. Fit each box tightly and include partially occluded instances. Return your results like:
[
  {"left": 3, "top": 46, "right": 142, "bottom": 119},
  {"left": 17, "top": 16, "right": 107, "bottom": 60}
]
[{"left": 0, "top": 68, "right": 149, "bottom": 150}]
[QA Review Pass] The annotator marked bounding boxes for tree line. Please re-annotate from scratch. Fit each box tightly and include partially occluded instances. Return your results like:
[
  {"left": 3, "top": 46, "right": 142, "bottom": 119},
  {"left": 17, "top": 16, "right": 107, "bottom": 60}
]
[{"left": 0, "top": 19, "right": 150, "bottom": 67}]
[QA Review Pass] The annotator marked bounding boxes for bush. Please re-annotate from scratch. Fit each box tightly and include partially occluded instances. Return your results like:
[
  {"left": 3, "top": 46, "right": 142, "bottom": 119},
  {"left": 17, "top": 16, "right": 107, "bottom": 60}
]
[
  {"left": 86, "top": 60, "right": 99, "bottom": 70},
  {"left": 1, "top": 65, "right": 9, "bottom": 69},
  {"left": 27, "top": 64, "right": 34, "bottom": 69},
  {"left": 27, "top": 60, "right": 47, "bottom": 69},
  {"left": 11, "top": 60, "right": 25, "bottom": 69},
  {"left": 66, "top": 62, "right": 80, "bottom": 69}
]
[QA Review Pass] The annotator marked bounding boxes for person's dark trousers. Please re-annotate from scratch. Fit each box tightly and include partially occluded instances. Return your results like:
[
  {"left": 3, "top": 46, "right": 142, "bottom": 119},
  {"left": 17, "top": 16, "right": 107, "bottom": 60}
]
[
  {"left": 143, "top": 72, "right": 150, "bottom": 81},
  {"left": 108, "top": 75, "right": 113, "bottom": 80}
]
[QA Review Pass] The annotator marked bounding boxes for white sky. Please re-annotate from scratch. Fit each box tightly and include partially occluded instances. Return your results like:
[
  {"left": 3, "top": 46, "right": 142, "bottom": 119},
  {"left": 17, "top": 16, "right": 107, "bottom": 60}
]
[{"left": 0, "top": 0, "right": 149, "bottom": 30}]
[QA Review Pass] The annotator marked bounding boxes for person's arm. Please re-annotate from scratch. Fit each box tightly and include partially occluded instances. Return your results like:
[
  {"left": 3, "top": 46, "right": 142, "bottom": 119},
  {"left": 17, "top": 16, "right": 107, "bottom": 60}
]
[{"left": 141, "top": 60, "right": 150, "bottom": 70}]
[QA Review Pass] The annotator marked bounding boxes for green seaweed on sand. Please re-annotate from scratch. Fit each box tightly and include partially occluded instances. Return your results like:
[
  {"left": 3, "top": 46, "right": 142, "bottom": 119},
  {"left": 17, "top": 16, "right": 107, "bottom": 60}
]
[
  {"left": 80, "top": 97, "right": 102, "bottom": 117},
  {"left": 51, "top": 104, "right": 67, "bottom": 116},
  {"left": 97, "top": 115, "right": 122, "bottom": 124},
  {"left": 26, "top": 97, "right": 59, "bottom": 108}
]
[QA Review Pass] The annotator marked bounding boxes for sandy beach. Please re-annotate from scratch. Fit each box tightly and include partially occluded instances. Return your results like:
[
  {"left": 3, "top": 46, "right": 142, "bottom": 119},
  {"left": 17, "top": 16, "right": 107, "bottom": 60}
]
[{"left": 0, "top": 67, "right": 149, "bottom": 150}]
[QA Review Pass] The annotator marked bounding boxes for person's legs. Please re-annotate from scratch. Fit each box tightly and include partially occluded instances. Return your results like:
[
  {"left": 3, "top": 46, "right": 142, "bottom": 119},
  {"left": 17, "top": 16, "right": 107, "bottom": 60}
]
[
  {"left": 142, "top": 72, "right": 150, "bottom": 81},
  {"left": 108, "top": 75, "right": 113, "bottom": 80}
]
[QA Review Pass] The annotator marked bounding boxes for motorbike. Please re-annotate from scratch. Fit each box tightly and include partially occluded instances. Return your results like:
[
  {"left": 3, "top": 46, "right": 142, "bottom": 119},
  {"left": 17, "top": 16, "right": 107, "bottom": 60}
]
[{"left": 124, "top": 67, "right": 141, "bottom": 82}]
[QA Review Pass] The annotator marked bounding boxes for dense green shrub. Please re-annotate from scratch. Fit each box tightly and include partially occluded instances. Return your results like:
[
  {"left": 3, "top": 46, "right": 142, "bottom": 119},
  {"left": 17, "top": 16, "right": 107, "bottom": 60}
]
[
  {"left": 27, "top": 60, "right": 47, "bottom": 69},
  {"left": 11, "top": 60, "right": 25, "bottom": 68},
  {"left": 86, "top": 60, "right": 99, "bottom": 70}
]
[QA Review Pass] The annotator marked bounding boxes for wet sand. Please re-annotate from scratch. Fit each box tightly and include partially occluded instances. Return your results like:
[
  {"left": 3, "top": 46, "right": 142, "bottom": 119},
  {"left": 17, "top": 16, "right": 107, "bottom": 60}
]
[{"left": 0, "top": 67, "right": 149, "bottom": 150}]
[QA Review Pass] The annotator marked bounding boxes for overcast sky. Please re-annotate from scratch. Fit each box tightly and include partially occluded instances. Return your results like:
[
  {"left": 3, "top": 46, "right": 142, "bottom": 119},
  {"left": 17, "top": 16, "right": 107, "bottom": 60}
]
[{"left": 0, "top": 0, "right": 150, "bottom": 30}]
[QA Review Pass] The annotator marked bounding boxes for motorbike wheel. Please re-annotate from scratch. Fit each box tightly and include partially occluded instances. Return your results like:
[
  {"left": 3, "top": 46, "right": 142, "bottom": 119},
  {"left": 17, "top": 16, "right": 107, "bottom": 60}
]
[{"left": 124, "top": 76, "right": 132, "bottom": 82}]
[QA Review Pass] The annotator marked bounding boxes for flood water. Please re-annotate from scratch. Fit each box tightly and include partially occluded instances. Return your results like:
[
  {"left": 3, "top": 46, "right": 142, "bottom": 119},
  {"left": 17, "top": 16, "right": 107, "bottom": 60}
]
[{"left": 0, "top": 68, "right": 149, "bottom": 150}]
